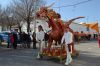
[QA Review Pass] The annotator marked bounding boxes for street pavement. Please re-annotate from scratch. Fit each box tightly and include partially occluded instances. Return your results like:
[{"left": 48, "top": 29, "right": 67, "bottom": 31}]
[{"left": 0, "top": 41, "right": 100, "bottom": 66}]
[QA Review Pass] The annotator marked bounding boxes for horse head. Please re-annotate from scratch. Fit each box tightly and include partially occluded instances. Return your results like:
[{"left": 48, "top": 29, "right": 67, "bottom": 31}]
[
  {"left": 36, "top": 6, "right": 48, "bottom": 18},
  {"left": 36, "top": 7, "right": 58, "bottom": 28}
]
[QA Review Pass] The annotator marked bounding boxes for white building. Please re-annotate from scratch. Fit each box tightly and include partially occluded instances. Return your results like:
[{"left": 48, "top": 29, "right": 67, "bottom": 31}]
[
  {"left": 21, "top": 19, "right": 51, "bottom": 33},
  {"left": 70, "top": 22, "right": 96, "bottom": 34},
  {"left": 21, "top": 19, "right": 98, "bottom": 34}
]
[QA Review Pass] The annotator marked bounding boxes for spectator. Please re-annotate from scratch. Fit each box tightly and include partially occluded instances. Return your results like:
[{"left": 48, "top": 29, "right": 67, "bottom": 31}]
[
  {"left": 7, "top": 33, "right": 11, "bottom": 48},
  {"left": 32, "top": 32, "right": 37, "bottom": 49},
  {"left": 22, "top": 32, "right": 27, "bottom": 48},
  {"left": 10, "top": 33, "right": 14, "bottom": 48},
  {"left": 19, "top": 32, "right": 23, "bottom": 44},
  {"left": 0, "top": 35, "right": 3, "bottom": 47},
  {"left": 26, "top": 34, "right": 31, "bottom": 48},
  {"left": 12, "top": 32, "right": 18, "bottom": 49}
]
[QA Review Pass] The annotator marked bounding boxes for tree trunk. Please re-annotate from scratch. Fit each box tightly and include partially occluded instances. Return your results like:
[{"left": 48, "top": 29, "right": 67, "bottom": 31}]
[
  {"left": 1, "top": 25, "right": 3, "bottom": 31},
  {"left": 7, "top": 26, "right": 9, "bottom": 31},
  {"left": 9, "top": 25, "right": 12, "bottom": 30},
  {"left": 27, "top": 19, "right": 30, "bottom": 34},
  {"left": 19, "top": 26, "right": 22, "bottom": 33}
]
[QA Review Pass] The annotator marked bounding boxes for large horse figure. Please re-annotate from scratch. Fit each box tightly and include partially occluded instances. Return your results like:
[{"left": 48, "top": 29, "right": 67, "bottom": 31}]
[{"left": 36, "top": 6, "right": 84, "bottom": 54}]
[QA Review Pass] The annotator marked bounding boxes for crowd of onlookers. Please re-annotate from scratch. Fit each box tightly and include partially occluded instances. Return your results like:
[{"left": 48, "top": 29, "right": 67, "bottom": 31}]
[
  {"left": 19, "top": 32, "right": 32, "bottom": 48},
  {"left": 0, "top": 31, "right": 32, "bottom": 49},
  {"left": 0, "top": 29, "right": 49, "bottom": 49},
  {"left": 0, "top": 29, "right": 99, "bottom": 49},
  {"left": 74, "top": 31, "right": 98, "bottom": 43}
]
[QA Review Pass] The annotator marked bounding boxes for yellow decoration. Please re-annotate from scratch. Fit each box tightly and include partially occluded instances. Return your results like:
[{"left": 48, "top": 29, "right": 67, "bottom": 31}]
[{"left": 82, "top": 22, "right": 99, "bottom": 32}]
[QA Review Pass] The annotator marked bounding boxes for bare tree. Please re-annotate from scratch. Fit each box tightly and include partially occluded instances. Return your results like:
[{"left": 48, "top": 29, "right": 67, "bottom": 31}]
[
  {"left": 0, "top": 4, "right": 2, "bottom": 17},
  {"left": 3, "top": 6, "right": 16, "bottom": 30},
  {"left": 13, "top": 13, "right": 24, "bottom": 33},
  {"left": 0, "top": 5, "right": 3, "bottom": 30},
  {"left": 12, "top": 0, "right": 45, "bottom": 33},
  {"left": 0, "top": 5, "right": 7, "bottom": 31}
]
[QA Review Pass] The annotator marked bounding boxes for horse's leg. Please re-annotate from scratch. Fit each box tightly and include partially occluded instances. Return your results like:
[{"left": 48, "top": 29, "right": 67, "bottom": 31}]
[
  {"left": 48, "top": 38, "right": 53, "bottom": 49},
  {"left": 47, "top": 38, "right": 53, "bottom": 56}
]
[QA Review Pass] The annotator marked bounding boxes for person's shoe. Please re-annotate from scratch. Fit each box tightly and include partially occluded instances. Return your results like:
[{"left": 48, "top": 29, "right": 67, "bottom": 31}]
[
  {"left": 65, "top": 62, "right": 68, "bottom": 66},
  {"left": 33, "top": 47, "right": 37, "bottom": 49},
  {"left": 36, "top": 53, "right": 40, "bottom": 59},
  {"left": 37, "top": 55, "right": 40, "bottom": 59},
  {"left": 65, "top": 59, "right": 72, "bottom": 65},
  {"left": 69, "top": 58, "right": 72, "bottom": 63}
]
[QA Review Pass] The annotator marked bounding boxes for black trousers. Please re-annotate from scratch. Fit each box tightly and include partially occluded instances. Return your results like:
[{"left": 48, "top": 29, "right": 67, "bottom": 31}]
[
  {"left": 13, "top": 42, "right": 17, "bottom": 49},
  {"left": 7, "top": 42, "right": 10, "bottom": 48},
  {"left": 26, "top": 42, "right": 31, "bottom": 48},
  {"left": 33, "top": 41, "right": 37, "bottom": 49}
]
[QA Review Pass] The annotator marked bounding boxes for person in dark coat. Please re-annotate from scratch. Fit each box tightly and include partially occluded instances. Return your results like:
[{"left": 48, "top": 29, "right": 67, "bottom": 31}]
[
  {"left": 26, "top": 34, "right": 31, "bottom": 48},
  {"left": 19, "top": 32, "right": 23, "bottom": 43},
  {"left": 9, "top": 33, "right": 14, "bottom": 48},
  {"left": 22, "top": 32, "right": 27, "bottom": 48},
  {"left": 0, "top": 35, "right": 3, "bottom": 47},
  {"left": 32, "top": 32, "right": 37, "bottom": 49},
  {"left": 7, "top": 33, "right": 11, "bottom": 48},
  {"left": 13, "top": 33, "right": 18, "bottom": 49}
]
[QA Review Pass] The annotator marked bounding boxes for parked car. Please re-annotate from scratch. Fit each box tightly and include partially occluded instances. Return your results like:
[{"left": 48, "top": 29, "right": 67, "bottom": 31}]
[
  {"left": 0, "top": 31, "right": 18, "bottom": 43},
  {"left": 0, "top": 31, "right": 9, "bottom": 42}
]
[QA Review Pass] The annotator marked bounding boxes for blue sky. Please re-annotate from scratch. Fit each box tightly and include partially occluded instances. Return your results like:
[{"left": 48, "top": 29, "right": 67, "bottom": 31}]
[
  {"left": 0, "top": 0, "right": 11, "bottom": 7},
  {"left": 46, "top": 0, "right": 100, "bottom": 24},
  {"left": 0, "top": 0, "right": 100, "bottom": 25}
]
